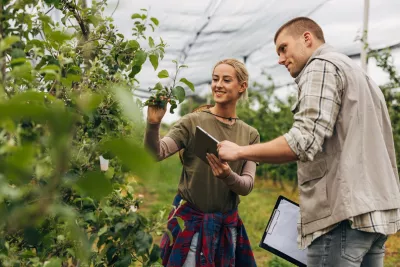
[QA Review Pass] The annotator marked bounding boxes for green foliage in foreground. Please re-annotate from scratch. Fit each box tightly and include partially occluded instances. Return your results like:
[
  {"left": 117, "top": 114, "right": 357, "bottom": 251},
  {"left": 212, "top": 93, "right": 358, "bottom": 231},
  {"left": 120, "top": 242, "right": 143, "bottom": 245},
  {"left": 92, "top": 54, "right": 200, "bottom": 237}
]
[{"left": 0, "top": 0, "right": 194, "bottom": 265}]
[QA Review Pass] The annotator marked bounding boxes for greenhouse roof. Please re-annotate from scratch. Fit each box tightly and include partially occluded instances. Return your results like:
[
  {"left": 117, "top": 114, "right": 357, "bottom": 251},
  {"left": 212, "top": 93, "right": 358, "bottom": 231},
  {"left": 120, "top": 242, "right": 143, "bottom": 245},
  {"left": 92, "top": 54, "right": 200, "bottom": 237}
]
[{"left": 103, "top": 0, "right": 400, "bottom": 100}]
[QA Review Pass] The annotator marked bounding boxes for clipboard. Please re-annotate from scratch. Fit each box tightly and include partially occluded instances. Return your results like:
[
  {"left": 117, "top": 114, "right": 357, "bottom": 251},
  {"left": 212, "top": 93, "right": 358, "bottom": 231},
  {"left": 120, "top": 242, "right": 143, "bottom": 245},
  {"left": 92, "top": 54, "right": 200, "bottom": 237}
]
[
  {"left": 194, "top": 126, "right": 219, "bottom": 165},
  {"left": 259, "top": 195, "right": 307, "bottom": 267}
]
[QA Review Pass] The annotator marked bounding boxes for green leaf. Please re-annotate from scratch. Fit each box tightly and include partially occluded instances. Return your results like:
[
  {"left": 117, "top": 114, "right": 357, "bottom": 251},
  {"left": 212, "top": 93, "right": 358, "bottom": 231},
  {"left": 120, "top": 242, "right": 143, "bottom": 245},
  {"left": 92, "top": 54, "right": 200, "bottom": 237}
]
[
  {"left": 149, "top": 36, "right": 155, "bottom": 48},
  {"left": 76, "top": 171, "right": 112, "bottom": 200},
  {"left": 172, "top": 86, "right": 185, "bottom": 103},
  {"left": 76, "top": 92, "right": 103, "bottom": 114},
  {"left": 157, "top": 70, "right": 169, "bottom": 79},
  {"left": 44, "top": 29, "right": 72, "bottom": 44},
  {"left": 106, "top": 246, "right": 117, "bottom": 263},
  {"left": 9, "top": 61, "right": 34, "bottom": 82},
  {"left": 169, "top": 102, "right": 178, "bottom": 114},
  {"left": 129, "top": 65, "right": 141, "bottom": 78},
  {"left": 84, "top": 212, "right": 97, "bottom": 222},
  {"left": 44, "top": 258, "right": 62, "bottom": 267},
  {"left": 134, "top": 50, "right": 147, "bottom": 66},
  {"left": 149, "top": 24, "right": 155, "bottom": 32},
  {"left": 23, "top": 227, "right": 41, "bottom": 246},
  {"left": 176, "top": 217, "right": 185, "bottom": 230},
  {"left": 150, "top": 17, "right": 159, "bottom": 26},
  {"left": 40, "top": 64, "right": 61, "bottom": 80},
  {"left": 11, "top": 48, "right": 25, "bottom": 59},
  {"left": 0, "top": 36, "right": 20, "bottom": 52},
  {"left": 66, "top": 248, "right": 76, "bottom": 258},
  {"left": 105, "top": 167, "right": 114, "bottom": 179},
  {"left": 131, "top": 13, "right": 142, "bottom": 20},
  {"left": 154, "top": 82, "right": 163, "bottom": 91},
  {"left": 149, "top": 54, "right": 158, "bottom": 70},
  {"left": 0, "top": 145, "right": 35, "bottom": 184},
  {"left": 101, "top": 139, "right": 155, "bottom": 179},
  {"left": 126, "top": 40, "right": 140, "bottom": 50},
  {"left": 61, "top": 73, "right": 81, "bottom": 87},
  {"left": 179, "top": 78, "right": 195, "bottom": 91},
  {"left": 115, "top": 255, "right": 132, "bottom": 267},
  {"left": 10, "top": 57, "right": 26, "bottom": 68},
  {"left": 98, "top": 225, "right": 108, "bottom": 236},
  {"left": 27, "top": 39, "right": 45, "bottom": 50},
  {"left": 149, "top": 244, "right": 161, "bottom": 262},
  {"left": 44, "top": 0, "right": 60, "bottom": 5},
  {"left": 111, "top": 86, "right": 142, "bottom": 124},
  {"left": 165, "top": 229, "right": 173, "bottom": 246},
  {"left": 7, "top": 91, "right": 54, "bottom": 104},
  {"left": 134, "top": 230, "right": 152, "bottom": 255}
]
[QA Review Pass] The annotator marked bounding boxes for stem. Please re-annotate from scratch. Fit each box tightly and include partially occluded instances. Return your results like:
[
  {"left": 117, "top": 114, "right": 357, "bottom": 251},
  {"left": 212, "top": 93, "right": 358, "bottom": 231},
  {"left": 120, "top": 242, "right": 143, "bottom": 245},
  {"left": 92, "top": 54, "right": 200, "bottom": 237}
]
[
  {"left": 0, "top": 1, "right": 8, "bottom": 97},
  {"left": 62, "top": 0, "right": 89, "bottom": 41},
  {"left": 111, "top": 0, "right": 120, "bottom": 17}
]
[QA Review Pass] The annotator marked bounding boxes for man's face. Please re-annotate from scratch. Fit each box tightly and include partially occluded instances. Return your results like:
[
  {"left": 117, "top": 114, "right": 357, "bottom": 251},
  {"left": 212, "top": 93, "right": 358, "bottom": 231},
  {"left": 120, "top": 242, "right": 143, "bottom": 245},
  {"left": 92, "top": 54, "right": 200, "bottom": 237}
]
[{"left": 275, "top": 29, "right": 309, "bottom": 78}]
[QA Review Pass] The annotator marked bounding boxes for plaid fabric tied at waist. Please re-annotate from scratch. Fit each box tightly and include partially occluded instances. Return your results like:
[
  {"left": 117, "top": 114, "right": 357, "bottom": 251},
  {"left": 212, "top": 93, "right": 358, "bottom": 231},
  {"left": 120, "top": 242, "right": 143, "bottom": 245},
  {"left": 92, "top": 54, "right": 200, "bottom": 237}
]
[{"left": 160, "top": 194, "right": 256, "bottom": 267}]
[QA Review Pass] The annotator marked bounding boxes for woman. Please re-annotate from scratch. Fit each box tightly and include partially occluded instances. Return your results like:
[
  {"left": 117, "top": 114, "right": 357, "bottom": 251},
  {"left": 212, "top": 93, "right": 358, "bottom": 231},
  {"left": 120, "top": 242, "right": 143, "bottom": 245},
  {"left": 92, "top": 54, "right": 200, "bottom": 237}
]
[{"left": 145, "top": 59, "right": 259, "bottom": 267}]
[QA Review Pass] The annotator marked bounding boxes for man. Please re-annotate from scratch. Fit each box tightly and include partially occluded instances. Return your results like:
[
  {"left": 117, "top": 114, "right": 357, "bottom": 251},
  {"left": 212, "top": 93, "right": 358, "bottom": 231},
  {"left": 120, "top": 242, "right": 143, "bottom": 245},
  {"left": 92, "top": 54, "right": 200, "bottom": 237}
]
[{"left": 218, "top": 17, "right": 400, "bottom": 266}]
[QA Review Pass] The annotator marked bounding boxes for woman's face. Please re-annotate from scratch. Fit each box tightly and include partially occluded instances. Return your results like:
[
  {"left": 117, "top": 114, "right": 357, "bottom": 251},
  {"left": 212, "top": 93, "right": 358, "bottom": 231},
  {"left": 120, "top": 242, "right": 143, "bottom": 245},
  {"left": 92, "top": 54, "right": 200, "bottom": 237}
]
[{"left": 211, "top": 63, "right": 246, "bottom": 105}]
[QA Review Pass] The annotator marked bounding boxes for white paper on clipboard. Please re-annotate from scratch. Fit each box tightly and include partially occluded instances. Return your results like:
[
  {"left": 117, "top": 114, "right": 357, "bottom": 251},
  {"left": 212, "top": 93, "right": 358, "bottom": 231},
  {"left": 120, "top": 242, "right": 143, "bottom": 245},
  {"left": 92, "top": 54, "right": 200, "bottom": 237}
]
[{"left": 261, "top": 197, "right": 308, "bottom": 265}]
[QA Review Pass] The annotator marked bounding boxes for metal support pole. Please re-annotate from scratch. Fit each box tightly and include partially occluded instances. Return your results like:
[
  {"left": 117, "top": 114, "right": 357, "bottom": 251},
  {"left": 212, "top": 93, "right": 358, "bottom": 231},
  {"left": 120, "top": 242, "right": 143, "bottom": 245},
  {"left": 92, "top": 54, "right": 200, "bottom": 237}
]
[{"left": 361, "top": 0, "right": 370, "bottom": 72}]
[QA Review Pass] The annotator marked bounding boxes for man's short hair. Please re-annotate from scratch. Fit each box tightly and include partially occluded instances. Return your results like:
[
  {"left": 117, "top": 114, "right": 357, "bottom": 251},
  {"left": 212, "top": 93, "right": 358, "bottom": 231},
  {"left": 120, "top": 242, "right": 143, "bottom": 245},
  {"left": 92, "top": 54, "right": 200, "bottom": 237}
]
[{"left": 274, "top": 17, "right": 325, "bottom": 43}]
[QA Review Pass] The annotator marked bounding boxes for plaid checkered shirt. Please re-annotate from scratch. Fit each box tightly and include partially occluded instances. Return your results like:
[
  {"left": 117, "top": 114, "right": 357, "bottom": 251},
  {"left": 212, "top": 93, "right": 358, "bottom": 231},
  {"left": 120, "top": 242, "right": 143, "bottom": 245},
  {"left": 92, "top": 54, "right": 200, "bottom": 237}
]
[
  {"left": 160, "top": 194, "right": 257, "bottom": 267},
  {"left": 283, "top": 59, "right": 400, "bottom": 249}
]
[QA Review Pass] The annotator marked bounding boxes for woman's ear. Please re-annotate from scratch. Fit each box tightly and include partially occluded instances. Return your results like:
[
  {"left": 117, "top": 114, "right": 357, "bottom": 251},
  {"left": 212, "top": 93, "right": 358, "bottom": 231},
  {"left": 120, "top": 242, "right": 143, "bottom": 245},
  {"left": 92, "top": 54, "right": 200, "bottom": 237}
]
[{"left": 239, "top": 81, "right": 248, "bottom": 94}]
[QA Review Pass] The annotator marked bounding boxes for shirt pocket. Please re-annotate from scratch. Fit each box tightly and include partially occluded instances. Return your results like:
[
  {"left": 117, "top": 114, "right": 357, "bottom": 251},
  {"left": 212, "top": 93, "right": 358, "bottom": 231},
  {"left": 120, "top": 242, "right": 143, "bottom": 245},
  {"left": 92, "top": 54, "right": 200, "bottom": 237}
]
[{"left": 298, "top": 159, "right": 332, "bottom": 224}]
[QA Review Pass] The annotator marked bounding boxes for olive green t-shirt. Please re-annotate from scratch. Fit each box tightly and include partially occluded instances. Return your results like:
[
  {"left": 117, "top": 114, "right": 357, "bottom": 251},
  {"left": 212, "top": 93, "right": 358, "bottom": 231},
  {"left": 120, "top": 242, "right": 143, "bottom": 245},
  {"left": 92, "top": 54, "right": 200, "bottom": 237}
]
[{"left": 166, "top": 110, "right": 260, "bottom": 213}]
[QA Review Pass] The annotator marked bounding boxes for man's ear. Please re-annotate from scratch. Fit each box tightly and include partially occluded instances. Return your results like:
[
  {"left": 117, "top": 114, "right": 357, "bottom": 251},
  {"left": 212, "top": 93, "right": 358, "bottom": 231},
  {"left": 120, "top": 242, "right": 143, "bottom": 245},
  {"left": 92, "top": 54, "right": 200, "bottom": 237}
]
[{"left": 304, "top": 31, "right": 312, "bottom": 47}]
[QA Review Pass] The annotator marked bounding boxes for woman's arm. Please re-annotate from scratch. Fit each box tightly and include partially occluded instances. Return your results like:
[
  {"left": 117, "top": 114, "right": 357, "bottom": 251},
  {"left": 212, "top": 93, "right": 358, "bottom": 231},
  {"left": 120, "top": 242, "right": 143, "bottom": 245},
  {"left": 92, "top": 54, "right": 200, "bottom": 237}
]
[
  {"left": 144, "top": 122, "right": 180, "bottom": 161},
  {"left": 221, "top": 160, "right": 256, "bottom": 196},
  {"left": 206, "top": 154, "right": 256, "bottom": 196}
]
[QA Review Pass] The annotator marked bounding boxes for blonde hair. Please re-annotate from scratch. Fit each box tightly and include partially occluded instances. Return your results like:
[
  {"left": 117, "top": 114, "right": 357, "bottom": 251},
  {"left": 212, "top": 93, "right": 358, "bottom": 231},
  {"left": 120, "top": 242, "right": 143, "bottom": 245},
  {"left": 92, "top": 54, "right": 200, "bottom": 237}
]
[{"left": 213, "top": 58, "right": 249, "bottom": 101}]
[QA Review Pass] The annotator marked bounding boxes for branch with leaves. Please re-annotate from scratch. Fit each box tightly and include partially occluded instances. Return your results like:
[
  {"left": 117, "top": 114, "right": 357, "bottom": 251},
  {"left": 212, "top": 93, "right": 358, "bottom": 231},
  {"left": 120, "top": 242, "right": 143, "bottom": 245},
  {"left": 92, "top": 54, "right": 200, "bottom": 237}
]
[{"left": 143, "top": 60, "right": 195, "bottom": 113}]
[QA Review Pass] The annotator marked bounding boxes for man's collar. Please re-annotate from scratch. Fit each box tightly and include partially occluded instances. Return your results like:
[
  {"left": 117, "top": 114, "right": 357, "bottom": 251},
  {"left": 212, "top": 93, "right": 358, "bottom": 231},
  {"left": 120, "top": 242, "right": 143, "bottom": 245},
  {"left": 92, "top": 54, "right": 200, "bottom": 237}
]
[{"left": 294, "top": 43, "right": 334, "bottom": 84}]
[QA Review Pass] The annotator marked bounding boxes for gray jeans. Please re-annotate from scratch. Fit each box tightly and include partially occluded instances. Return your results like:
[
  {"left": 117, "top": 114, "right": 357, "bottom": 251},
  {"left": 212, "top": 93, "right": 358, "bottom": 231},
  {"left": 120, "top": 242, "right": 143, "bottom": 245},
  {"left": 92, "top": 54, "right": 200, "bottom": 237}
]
[
  {"left": 182, "top": 228, "right": 237, "bottom": 267},
  {"left": 307, "top": 221, "right": 388, "bottom": 267}
]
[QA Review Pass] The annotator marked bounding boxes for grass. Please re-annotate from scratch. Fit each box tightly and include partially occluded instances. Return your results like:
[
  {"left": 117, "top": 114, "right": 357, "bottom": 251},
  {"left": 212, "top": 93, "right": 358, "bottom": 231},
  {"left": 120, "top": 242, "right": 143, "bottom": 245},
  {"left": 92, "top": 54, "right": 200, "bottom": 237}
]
[{"left": 137, "top": 155, "right": 400, "bottom": 266}]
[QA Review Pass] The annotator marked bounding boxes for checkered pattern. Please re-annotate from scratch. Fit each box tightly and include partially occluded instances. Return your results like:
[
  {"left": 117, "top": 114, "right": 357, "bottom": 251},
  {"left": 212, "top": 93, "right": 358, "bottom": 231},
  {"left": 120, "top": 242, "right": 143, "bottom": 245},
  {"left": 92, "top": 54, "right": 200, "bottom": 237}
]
[
  {"left": 285, "top": 58, "right": 400, "bottom": 249},
  {"left": 284, "top": 59, "right": 344, "bottom": 162},
  {"left": 160, "top": 195, "right": 256, "bottom": 267}
]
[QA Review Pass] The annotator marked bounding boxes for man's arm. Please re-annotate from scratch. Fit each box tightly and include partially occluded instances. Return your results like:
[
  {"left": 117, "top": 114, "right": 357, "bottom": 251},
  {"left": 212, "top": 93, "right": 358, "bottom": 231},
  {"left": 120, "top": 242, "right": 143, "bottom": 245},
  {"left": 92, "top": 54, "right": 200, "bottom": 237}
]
[
  {"left": 218, "top": 59, "right": 344, "bottom": 163},
  {"left": 144, "top": 122, "right": 180, "bottom": 161},
  {"left": 219, "top": 136, "right": 297, "bottom": 163}
]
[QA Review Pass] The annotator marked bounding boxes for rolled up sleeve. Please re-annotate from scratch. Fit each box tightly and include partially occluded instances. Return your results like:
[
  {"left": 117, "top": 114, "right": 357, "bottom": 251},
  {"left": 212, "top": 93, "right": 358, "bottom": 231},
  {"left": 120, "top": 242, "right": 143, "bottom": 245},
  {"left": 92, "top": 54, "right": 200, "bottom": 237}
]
[{"left": 285, "top": 59, "right": 344, "bottom": 162}]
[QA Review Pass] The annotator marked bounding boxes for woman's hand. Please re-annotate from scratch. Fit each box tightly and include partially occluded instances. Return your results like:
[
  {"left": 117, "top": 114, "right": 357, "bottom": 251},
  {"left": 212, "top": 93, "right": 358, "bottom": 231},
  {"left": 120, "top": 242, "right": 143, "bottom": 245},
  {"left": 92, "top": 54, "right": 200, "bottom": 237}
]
[
  {"left": 206, "top": 153, "right": 232, "bottom": 179},
  {"left": 147, "top": 104, "right": 167, "bottom": 124}
]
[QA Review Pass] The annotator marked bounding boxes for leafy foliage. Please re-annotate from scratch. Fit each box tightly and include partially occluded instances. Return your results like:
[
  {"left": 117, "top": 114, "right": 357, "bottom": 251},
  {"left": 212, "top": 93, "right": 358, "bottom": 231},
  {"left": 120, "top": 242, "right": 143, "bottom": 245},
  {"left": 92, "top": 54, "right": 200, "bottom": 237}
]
[
  {"left": 143, "top": 60, "right": 195, "bottom": 114},
  {"left": 368, "top": 47, "right": 400, "bottom": 172},
  {"left": 0, "top": 0, "right": 188, "bottom": 266}
]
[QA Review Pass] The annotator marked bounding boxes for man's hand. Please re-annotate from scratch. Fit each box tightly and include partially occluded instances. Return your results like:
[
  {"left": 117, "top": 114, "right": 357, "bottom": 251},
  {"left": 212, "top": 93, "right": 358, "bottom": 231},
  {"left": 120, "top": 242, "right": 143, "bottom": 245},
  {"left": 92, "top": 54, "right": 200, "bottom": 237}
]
[
  {"left": 147, "top": 104, "right": 167, "bottom": 124},
  {"left": 217, "top": 140, "right": 242, "bottom": 162},
  {"left": 206, "top": 153, "right": 231, "bottom": 179}
]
